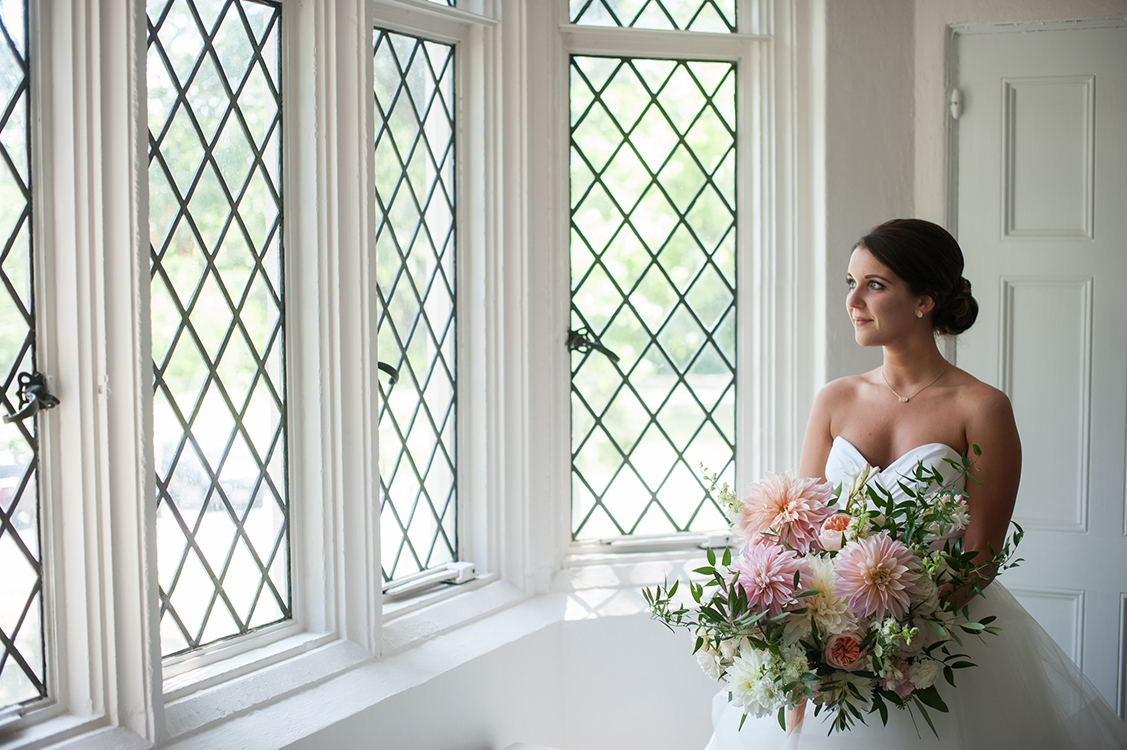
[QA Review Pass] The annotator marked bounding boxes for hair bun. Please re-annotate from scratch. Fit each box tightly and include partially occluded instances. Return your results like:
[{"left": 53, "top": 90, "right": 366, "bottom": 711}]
[{"left": 935, "top": 277, "right": 977, "bottom": 335}]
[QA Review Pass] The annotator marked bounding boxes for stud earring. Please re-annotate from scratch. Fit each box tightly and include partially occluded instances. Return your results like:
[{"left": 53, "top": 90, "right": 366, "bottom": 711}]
[{"left": 916, "top": 310, "right": 924, "bottom": 318}]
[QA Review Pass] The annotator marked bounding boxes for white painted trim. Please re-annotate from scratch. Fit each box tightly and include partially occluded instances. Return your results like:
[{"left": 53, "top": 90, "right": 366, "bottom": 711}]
[
  {"left": 534, "top": 0, "right": 806, "bottom": 560},
  {"left": 3, "top": 0, "right": 816, "bottom": 745},
  {"left": 1008, "top": 586, "right": 1086, "bottom": 667},
  {"left": 11, "top": 0, "right": 160, "bottom": 746},
  {"left": 1119, "top": 593, "right": 1127, "bottom": 720},
  {"left": 950, "top": 15, "right": 1127, "bottom": 34},
  {"left": 561, "top": 25, "right": 771, "bottom": 56},
  {"left": 943, "top": 16, "right": 1127, "bottom": 235}
]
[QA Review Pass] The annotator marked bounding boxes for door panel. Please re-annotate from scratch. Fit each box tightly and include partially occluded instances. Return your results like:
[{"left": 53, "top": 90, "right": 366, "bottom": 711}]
[{"left": 955, "top": 25, "right": 1127, "bottom": 715}]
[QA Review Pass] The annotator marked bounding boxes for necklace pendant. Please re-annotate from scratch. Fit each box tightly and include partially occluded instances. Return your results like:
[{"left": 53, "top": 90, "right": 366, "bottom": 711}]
[{"left": 898, "top": 396, "right": 909, "bottom": 403}]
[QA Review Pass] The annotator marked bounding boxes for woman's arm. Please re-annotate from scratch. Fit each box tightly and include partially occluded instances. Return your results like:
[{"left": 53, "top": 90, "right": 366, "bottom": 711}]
[
  {"left": 798, "top": 382, "right": 841, "bottom": 479},
  {"left": 961, "top": 385, "right": 1022, "bottom": 559}
]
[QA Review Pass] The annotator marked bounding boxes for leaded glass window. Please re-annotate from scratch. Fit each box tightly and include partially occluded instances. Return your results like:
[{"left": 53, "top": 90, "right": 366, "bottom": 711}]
[
  {"left": 147, "top": 0, "right": 289, "bottom": 656},
  {"left": 570, "top": 55, "right": 736, "bottom": 541},
  {"left": 0, "top": 0, "right": 44, "bottom": 709},
  {"left": 373, "top": 29, "right": 457, "bottom": 584},
  {"left": 570, "top": 0, "right": 736, "bottom": 33}
]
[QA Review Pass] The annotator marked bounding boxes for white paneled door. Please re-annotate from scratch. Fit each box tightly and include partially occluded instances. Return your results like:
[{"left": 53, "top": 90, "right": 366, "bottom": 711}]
[{"left": 954, "top": 24, "right": 1127, "bottom": 717}]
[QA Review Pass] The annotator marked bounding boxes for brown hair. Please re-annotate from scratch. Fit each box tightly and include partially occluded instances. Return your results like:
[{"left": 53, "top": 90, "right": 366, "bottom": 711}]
[{"left": 856, "top": 219, "right": 978, "bottom": 335}]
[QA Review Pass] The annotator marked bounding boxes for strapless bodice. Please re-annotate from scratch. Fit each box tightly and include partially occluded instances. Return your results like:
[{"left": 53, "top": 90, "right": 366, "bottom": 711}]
[{"left": 825, "top": 436, "right": 965, "bottom": 501}]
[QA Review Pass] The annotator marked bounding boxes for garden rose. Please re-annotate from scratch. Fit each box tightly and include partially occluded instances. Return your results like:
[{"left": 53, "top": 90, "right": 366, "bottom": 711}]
[
  {"left": 818, "top": 513, "right": 852, "bottom": 552},
  {"left": 697, "top": 645, "right": 723, "bottom": 680},
  {"left": 824, "top": 631, "right": 866, "bottom": 671},
  {"left": 909, "top": 658, "right": 941, "bottom": 690}
]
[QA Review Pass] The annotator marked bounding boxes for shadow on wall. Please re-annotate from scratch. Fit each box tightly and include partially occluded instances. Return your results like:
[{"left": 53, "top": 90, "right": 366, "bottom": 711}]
[{"left": 283, "top": 611, "right": 716, "bottom": 750}]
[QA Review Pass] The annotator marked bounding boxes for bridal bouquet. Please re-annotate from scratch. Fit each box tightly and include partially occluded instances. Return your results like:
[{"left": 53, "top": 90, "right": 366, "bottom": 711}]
[{"left": 644, "top": 449, "right": 1023, "bottom": 736}]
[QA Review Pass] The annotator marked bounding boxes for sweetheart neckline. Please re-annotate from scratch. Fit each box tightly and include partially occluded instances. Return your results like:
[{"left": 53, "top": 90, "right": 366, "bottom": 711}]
[{"left": 831, "top": 435, "right": 961, "bottom": 473}]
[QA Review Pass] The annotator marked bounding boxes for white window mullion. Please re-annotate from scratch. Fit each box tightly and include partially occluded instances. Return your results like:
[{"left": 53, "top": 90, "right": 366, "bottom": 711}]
[
  {"left": 289, "top": 0, "right": 382, "bottom": 652},
  {"left": 27, "top": 0, "right": 162, "bottom": 743}
]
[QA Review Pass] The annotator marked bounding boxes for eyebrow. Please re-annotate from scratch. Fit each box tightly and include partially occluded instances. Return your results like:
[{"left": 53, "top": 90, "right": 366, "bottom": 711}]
[{"left": 846, "top": 273, "right": 893, "bottom": 283}]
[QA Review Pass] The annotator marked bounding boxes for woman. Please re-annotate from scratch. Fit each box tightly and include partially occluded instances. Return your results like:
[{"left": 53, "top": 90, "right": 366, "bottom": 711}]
[{"left": 706, "top": 219, "right": 1127, "bottom": 749}]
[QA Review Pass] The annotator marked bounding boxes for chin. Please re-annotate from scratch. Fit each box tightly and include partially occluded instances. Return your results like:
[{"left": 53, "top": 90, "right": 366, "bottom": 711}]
[{"left": 853, "top": 330, "right": 880, "bottom": 347}]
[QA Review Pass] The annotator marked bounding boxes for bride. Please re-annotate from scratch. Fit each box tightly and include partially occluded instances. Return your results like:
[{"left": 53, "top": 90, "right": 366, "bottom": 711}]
[{"left": 705, "top": 219, "right": 1127, "bottom": 749}]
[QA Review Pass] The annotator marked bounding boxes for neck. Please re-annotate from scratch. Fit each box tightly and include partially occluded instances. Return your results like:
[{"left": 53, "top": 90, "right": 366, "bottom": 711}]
[{"left": 881, "top": 339, "right": 948, "bottom": 385}]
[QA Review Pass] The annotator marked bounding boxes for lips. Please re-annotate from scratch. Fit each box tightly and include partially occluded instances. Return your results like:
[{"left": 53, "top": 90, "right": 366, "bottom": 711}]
[{"left": 852, "top": 317, "right": 871, "bottom": 327}]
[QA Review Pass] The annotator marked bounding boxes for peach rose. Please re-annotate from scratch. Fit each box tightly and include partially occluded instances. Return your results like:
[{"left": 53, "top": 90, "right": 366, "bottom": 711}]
[
  {"left": 824, "top": 631, "right": 866, "bottom": 671},
  {"left": 818, "top": 513, "right": 852, "bottom": 552}
]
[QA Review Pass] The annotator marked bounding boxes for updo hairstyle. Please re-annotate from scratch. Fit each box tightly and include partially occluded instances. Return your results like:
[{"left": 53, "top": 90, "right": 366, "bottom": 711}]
[{"left": 856, "top": 218, "right": 978, "bottom": 336}]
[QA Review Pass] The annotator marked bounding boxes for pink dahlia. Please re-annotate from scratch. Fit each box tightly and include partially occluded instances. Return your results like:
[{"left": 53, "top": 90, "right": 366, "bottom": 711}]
[
  {"left": 730, "top": 543, "right": 810, "bottom": 617},
  {"left": 833, "top": 532, "right": 922, "bottom": 622},
  {"left": 735, "top": 472, "right": 834, "bottom": 553}
]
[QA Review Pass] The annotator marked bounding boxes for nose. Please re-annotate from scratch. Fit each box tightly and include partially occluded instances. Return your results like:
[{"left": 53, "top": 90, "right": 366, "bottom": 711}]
[{"left": 846, "top": 287, "right": 863, "bottom": 309}]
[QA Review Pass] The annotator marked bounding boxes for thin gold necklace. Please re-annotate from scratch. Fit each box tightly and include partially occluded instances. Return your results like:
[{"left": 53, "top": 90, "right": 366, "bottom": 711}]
[{"left": 880, "top": 366, "right": 947, "bottom": 403}]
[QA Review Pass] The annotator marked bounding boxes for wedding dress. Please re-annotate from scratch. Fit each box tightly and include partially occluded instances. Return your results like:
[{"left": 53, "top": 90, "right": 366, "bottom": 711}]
[{"left": 705, "top": 437, "right": 1127, "bottom": 749}]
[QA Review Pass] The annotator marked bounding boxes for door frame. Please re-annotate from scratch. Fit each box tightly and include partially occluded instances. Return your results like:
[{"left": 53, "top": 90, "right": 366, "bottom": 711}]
[
  {"left": 943, "top": 16, "right": 1127, "bottom": 233},
  {"left": 945, "top": 15, "right": 1127, "bottom": 721}
]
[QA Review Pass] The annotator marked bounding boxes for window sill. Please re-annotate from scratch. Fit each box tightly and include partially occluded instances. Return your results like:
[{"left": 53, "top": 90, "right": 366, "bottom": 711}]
[
  {"left": 156, "top": 579, "right": 660, "bottom": 749},
  {"left": 0, "top": 713, "right": 136, "bottom": 750},
  {"left": 2, "top": 559, "right": 705, "bottom": 750}
]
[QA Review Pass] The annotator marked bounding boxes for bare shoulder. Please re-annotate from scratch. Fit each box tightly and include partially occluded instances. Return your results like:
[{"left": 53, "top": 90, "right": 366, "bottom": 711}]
[
  {"left": 949, "top": 370, "right": 1014, "bottom": 420},
  {"left": 813, "top": 372, "right": 871, "bottom": 406}
]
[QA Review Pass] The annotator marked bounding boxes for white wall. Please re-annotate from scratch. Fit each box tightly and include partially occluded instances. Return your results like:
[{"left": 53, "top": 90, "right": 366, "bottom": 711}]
[
  {"left": 821, "top": 0, "right": 916, "bottom": 382},
  {"left": 280, "top": 608, "right": 716, "bottom": 750},
  {"left": 912, "top": 0, "right": 1127, "bottom": 224}
]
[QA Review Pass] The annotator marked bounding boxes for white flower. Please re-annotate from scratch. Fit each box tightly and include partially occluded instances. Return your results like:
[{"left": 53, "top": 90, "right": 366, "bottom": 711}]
[
  {"left": 912, "top": 574, "right": 940, "bottom": 616},
  {"left": 782, "top": 610, "right": 813, "bottom": 644},
  {"left": 844, "top": 513, "right": 875, "bottom": 542},
  {"left": 697, "top": 645, "right": 723, "bottom": 681},
  {"left": 719, "top": 638, "right": 742, "bottom": 661},
  {"left": 843, "top": 464, "right": 878, "bottom": 507},
  {"left": 726, "top": 649, "right": 785, "bottom": 718},
  {"left": 804, "top": 556, "right": 856, "bottom": 635},
  {"left": 909, "top": 658, "right": 941, "bottom": 690},
  {"left": 925, "top": 493, "right": 970, "bottom": 537},
  {"left": 781, "top": 643, "right": 809, "bottom": 684}
]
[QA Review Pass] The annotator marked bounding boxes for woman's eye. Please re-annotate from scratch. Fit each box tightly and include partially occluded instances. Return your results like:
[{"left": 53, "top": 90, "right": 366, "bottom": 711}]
[
  {"left": 846, "top": 278, "right": 856, "bottom": 289},
  {"left": 868, "top": 281, "right": 884, "bottom": 291}
]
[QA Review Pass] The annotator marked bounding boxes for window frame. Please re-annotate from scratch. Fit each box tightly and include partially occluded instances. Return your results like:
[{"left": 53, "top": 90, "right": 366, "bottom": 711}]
[
  {"left": 1, "top": 0, "right": 817, "bottom": 745},
  {"left": 523, "top": 0, "right": 809, "bottom": 568}
]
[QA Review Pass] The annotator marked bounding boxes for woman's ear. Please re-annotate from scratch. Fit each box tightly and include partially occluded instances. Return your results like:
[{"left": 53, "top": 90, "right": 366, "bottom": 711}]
[{"left": 917, "top": 294, "right": 937, "bottom": 317}]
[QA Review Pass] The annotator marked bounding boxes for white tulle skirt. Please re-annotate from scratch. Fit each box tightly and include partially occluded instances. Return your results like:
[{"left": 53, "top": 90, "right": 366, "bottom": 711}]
[{"left": 705, "top": 583, "right": 1127, "bottom": 749}]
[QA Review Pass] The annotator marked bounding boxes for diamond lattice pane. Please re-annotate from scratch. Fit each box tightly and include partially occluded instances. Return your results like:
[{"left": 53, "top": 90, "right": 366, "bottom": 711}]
[
  {"left": 148, "top": 0, "right": 289, "bottom": 657},
  {"left": 570, "top": 56, "right": 735, "bottom": 541},
  {"left": 374, "top": 28, "right": 457, "bottom": 584},
  {"left": 0, "top": 0, "right": 44, "bottom": 710},
  {"left": 570, "top": 0, "right": 735, "bottom": 33}
]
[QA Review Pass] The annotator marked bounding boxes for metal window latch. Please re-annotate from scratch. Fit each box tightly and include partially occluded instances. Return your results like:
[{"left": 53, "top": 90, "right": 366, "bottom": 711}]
[
  {"left": 382, "top": 561, "right": 477, "bottom": 599},
  {"left": 378, "top": 361, "right": 399, "bottom": 387},
  {"left": 567, "top": 327, "right": 620, "bottom": 365},
  {"left": 3, "top": 372, "right": 60, "bottom": 424}
]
